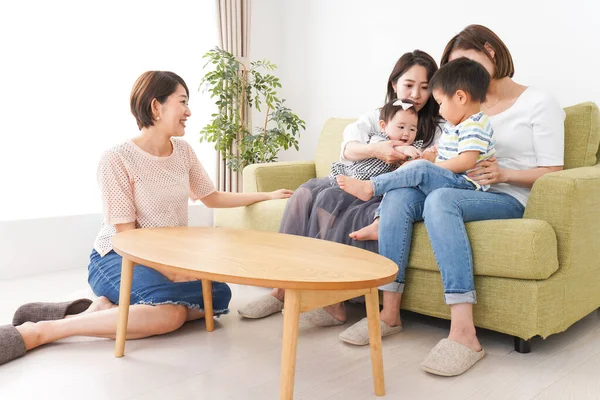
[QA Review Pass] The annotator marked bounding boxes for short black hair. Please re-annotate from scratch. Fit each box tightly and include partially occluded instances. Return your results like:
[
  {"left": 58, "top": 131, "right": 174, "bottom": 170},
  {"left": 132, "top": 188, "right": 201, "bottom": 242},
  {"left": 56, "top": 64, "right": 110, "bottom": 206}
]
[
  {"left": 379, "top": 98, "right": 418, "bottom": 123},
  {"left": 429, "top": 57, "right": 490, "bottom": 103}
]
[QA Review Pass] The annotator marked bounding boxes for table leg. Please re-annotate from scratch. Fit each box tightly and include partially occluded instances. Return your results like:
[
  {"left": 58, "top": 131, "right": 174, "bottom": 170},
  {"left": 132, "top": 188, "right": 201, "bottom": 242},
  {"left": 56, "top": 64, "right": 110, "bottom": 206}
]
[
  {"left": 280, "top": 289, "right": 301, "bottom": 400},
  {"left": 365, "top": 287, "right": 385, "bottom": 396},
  {"left": 201, "top": 279, "right": 214, "bottom": 332},
  {"left": 115, "top": 257, "right": 134, "bottom": 358}
]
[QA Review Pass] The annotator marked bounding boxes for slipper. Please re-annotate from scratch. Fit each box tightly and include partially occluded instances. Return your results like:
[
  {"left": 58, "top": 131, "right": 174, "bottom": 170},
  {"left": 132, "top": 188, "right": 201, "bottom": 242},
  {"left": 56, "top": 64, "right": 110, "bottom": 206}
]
[
  {"left": 339, "top": 317, "right": 403, "bottom": 346},
  {"left": 300, "top": 308, "right": 345, "bottom": 327},
  {"left": 421, "top": 338, "right": 485, "bottom": 376},
  {"left": 0, "top": 325, "right": 26, "bottom": 365},
  {"left": 237, "top": 295, "right": 284, "bottom": 319},
  {"left": 12, "top": 298, "right": 93, "bottom": 326}
]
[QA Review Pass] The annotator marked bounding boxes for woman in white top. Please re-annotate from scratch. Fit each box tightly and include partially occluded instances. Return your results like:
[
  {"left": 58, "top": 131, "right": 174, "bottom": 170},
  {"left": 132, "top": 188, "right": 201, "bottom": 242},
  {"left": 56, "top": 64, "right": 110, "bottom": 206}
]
[
  {"left": 0, "top": 71, "right": 292, "bottom": 365},
  {"left": 338, "top": 25, "right": 565, "bottom": 376},
  {"left": 238, "top": 50, "right": 442, "bottom": 321}
]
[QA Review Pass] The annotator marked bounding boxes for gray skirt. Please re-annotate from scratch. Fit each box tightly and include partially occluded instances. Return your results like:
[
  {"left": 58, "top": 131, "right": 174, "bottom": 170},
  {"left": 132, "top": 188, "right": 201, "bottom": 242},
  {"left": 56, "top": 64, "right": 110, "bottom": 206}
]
[{"left": 279, "top": 177, "right": 380, "bottom": 253}]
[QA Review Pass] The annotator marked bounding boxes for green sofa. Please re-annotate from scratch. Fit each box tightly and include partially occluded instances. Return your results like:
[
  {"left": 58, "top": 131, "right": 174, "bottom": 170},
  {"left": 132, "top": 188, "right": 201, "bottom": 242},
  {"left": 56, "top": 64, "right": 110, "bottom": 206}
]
[{"left": 214, "top": 102, "right": 600, "bottom": 353}]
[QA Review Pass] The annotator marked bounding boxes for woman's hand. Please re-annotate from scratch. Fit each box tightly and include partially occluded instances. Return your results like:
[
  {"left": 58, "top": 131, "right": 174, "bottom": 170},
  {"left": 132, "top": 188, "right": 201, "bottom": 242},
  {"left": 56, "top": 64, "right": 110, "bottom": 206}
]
[
  {"left": 371, "top": 141, "right": 410, "bottom": 164},
  {"left": 467, "top": 156, "right": 507, "bottom": 185},
  {"left": 395, "top": 146, "right": 422, "bottom": 160},
  {"left": 267, "top": 189, "right": 294, "bottom": 200},
  {"left": 162, "top": 269, "right": 197, "bottom": 283}
]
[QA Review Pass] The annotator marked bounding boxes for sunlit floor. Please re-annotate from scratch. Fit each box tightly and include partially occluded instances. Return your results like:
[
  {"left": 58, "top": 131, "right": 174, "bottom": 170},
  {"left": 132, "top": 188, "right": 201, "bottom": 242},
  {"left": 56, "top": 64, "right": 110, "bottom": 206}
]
[{"left": 1, "top": 267, "right": 599, "bottom": 400}]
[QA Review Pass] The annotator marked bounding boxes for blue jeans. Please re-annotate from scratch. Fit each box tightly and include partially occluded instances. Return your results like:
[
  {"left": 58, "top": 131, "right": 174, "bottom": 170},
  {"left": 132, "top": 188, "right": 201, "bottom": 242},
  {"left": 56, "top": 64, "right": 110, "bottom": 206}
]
[
  {"left": 371, "top": 160, "right": 475, "bottom": 197},
  {"left": 378, "top": 187, "right": 525, "bottom": 304},
  {"left": 371, "top": 160, "right": 474, "bottom": 220},
  {"left": 88, "top": 250, "right": 232, "bottom": 315}
]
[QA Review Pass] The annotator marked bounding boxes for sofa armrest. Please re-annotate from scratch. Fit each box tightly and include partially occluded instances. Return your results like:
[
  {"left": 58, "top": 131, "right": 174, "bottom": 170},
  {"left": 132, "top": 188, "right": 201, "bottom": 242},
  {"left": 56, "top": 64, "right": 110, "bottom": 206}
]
[
  {"left": 524, "top": 164, "right": 600, "bottom": 272},
  {"left": 243, "top": 161, "right": 317, "bottom": 193},
  {"left": 214, "top": 198, "right": 288, "bottom": 232}
]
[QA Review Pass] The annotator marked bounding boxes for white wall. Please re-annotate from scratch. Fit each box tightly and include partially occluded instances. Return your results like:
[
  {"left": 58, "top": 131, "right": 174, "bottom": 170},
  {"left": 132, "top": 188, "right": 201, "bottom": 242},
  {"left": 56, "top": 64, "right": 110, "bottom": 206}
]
[
  {"left": 3, "top": 0, "right": 599, "bottom": 279},
  {"left": 0, "top": 0, "right": 218, "bottom": 222},
  {"left": 0, "top": 1, "right": 219, "bottom": 278},
  {"left": 252, "top": 0, "right": 600, "bottom": 162},
  {"left": 0, "top": 205, "right": 213, "bottom": 280}
]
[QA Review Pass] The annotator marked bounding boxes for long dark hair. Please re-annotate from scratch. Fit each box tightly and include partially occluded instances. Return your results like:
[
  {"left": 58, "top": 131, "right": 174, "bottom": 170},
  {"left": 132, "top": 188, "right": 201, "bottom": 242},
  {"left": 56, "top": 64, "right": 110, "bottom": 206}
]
[{"left": 386, "top": 50, "right": 440, "bottom": 147}]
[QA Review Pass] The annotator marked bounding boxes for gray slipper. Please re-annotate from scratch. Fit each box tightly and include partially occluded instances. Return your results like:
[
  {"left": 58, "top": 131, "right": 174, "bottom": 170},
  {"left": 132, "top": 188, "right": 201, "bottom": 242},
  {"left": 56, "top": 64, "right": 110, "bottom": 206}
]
[
  {"left": 12, "top": 298, "right": 93, "bottom": 326},
  {"left": 300, "top": 308, "right": 345, "bottom": 327},
  {"left": 421, "top": 339, "right": 485, "bottom": 376},
  {"left": 0, "top": 325, "right": 26, "bottom": 365},
  {"left": 339, "top": 317, "right": 403, "bottom": 346},
  {"left": 238, "top": 295, "right": 284, "bottom": 319}
]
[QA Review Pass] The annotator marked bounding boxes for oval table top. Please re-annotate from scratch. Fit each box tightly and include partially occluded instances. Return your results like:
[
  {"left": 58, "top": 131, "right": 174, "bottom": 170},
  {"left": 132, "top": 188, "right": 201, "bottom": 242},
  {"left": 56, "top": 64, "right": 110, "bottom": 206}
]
[{"left": 112, "top": 227, "right": 398, "bottom": 290}]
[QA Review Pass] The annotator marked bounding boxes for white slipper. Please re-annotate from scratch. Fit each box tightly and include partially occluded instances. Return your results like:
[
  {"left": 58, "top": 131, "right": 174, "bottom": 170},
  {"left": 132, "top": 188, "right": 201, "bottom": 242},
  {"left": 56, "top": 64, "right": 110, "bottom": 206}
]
[
  {"left": 237, "top": 295, "right": 284, "bottom": 319},
  {"left": 300, "top": 308, "right": 345, "bottom": 327},
  {"left": 338, "top": 317, "right": 403, "bottom": 346},
  {"left": 421, "top": 339, "right": 485, "bottom": 376}
]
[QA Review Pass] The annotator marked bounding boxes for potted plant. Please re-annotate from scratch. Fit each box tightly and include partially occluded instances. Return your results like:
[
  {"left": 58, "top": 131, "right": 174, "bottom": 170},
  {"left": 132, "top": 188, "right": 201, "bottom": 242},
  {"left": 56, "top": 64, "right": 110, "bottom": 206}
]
[{"left": 199, "top": 47, "right": 305, "bottom": 172}]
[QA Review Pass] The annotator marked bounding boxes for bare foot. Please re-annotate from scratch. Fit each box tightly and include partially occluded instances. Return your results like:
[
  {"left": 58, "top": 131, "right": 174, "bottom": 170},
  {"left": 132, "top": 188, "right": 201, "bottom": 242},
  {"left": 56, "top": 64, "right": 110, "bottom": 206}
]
[
  {"left": 323, "top": 302, "right": 347, "bottom": 322},
  {"left": 349, "top": 219, "right": 379, "bottom": 241},
  {"left": 15, "top": 322, "right": 42, "bottom": 350},
  {"left": 336, "top": 176, "right": 374, "bottom": 201},
  {"left": 380, "top": 310, "right": 402, "bottom": 328},
  {"left": 270, "top": 288, "right": 285, "bottom": 302},
  {"left": 380, "top": 295, "right": 402, "bottom": 327},
  {"left": 83, "top": 296, "right": 115, "bottom": 314},
  {"left": 448, "top": 330, "right": 482, "bottom": 352}
]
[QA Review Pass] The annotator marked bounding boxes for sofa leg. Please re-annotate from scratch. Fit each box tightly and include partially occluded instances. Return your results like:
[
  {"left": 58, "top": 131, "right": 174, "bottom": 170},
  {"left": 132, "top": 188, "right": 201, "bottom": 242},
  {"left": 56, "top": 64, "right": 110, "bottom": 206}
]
[{"left": 514, "top": 337, "right": 531, "bottom": 354}]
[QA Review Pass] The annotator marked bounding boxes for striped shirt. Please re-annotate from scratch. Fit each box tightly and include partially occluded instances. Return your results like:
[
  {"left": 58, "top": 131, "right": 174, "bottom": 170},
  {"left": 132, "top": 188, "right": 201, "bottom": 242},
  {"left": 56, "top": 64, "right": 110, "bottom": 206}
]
[{"left": 436, "top": 112, "right": 495, "bottom": 190}]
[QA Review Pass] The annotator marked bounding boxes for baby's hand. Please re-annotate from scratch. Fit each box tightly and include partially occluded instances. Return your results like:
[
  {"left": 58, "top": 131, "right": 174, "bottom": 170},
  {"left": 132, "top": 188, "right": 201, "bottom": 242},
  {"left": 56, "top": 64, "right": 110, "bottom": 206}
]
[
  {"left": 267, "top": 189, "right": 294, "bottom": 200},
  {"left": 394, "top": 145, "right": 422, "bottom": 160},
  {"left": 421, "top": 150, "right": 437, "bottom": 163},
  {"left": 421, "top": 145, "right": 438, "bottom": 162}
]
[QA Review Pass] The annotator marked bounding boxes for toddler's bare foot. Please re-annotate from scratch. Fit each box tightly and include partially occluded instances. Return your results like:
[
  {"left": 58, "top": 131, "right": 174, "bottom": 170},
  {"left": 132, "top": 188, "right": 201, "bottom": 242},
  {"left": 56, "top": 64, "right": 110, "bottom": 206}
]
[
  {"left": 349, "top": 219, "right": 379, "bottom": 241},
  {"left": 336, "top": 176, "right": 374, "bottom": 201}
]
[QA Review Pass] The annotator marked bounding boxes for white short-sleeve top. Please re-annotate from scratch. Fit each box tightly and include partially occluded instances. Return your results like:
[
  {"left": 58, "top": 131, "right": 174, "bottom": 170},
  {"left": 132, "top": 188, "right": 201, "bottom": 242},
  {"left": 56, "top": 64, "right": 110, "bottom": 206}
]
[{"left": 487, "top": 87, "right": 565, "bottom": 206}]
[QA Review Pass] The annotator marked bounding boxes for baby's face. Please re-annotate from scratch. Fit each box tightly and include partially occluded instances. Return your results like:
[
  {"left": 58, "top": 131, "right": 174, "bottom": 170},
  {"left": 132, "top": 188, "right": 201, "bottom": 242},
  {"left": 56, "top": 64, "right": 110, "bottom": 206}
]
[{"left": 383, "top": 110, "right": 418, "bottom": 145}]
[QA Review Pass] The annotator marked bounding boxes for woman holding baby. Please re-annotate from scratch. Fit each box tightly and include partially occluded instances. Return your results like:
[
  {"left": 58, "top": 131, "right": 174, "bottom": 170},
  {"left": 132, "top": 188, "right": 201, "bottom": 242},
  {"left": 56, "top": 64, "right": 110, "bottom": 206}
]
[{"left": 242, "top": 24, "right": 564, "bottom": 376}]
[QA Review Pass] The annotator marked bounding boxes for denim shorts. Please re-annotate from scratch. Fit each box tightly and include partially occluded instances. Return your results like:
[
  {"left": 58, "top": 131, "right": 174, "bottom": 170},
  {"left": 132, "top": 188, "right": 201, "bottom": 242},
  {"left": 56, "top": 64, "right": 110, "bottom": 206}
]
[{"left": 88, "top": 249, "right": 231, "bottom": 316}]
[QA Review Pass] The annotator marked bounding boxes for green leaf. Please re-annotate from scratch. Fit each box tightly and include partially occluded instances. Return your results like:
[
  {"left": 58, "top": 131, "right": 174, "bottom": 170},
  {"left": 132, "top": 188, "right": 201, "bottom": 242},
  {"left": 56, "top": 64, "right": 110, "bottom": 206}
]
[{"left": 199, "top": 48, "right": 304, "bottom": 171}]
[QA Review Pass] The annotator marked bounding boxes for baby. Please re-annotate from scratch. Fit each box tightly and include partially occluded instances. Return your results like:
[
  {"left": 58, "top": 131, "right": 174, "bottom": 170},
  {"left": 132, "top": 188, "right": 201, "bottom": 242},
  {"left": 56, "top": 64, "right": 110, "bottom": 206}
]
[
  {"left": 338, "top": 57, "right": 495, "bottom": 240},
  {"left": 330, "top": 99, "right": 422, "bottom": 182}
]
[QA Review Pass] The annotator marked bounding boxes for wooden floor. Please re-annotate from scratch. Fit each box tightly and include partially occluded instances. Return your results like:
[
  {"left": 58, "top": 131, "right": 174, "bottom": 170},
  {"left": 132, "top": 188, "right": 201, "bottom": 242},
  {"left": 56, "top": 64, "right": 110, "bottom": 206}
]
[{"left": 0, "top": 267, "right": 599, "bottom": 400}]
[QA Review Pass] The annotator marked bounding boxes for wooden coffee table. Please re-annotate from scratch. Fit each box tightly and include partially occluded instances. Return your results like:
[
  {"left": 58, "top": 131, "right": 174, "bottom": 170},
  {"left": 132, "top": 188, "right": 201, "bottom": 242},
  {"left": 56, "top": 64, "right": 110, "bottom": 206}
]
[{"left": 112, "top": 227, "right": 398, "bottom": 399}]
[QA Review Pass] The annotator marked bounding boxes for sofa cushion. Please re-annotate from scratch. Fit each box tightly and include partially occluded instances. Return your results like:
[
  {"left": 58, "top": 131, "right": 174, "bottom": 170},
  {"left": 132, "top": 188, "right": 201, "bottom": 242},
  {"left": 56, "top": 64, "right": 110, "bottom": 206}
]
[
  {"left": 314, "top": 118, "right": 356, "bottom": 178},
  {"left": 563, "top": 102, "right": 600, "bottom": 169},
  {"left": 217, "top": 198, "right": 559, "bottom": 280},
  {"left": 407, "top": 219, "right": 559, "bottom": 280}
]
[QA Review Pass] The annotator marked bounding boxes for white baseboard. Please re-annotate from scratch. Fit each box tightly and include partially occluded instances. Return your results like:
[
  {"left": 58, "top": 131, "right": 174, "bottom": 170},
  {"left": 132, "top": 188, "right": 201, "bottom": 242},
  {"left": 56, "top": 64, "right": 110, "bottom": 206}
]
[{"left": 0, "top": 204, "right": 214, "bottom": 280}]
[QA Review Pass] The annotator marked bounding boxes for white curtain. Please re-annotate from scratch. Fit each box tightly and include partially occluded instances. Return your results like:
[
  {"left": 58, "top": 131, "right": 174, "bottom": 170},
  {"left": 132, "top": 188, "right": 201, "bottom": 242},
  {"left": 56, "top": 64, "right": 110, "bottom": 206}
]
[{"left": 215, "top": 0, "right": 252, "bottom": 192}]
